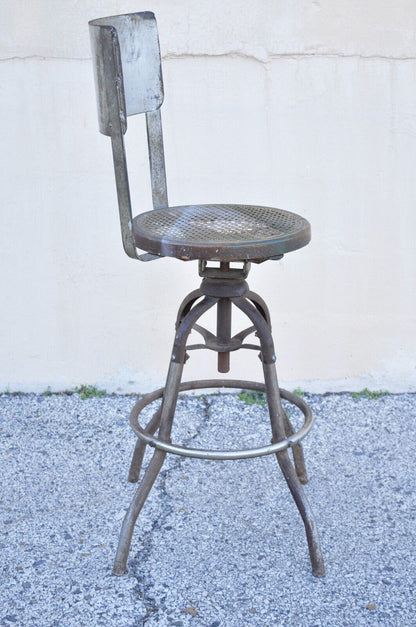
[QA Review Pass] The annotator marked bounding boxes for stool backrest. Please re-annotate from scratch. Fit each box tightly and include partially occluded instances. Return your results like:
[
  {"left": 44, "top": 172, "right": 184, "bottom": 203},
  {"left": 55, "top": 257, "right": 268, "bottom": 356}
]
[{"left": 89, "top": 12, "right": 168, "bottom": 258}]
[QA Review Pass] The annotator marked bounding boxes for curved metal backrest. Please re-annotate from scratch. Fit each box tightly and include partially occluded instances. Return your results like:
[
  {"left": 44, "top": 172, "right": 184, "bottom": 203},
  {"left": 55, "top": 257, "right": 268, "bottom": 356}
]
[{"left": 89, "top": 12, "right": 168, "bottom": 259}]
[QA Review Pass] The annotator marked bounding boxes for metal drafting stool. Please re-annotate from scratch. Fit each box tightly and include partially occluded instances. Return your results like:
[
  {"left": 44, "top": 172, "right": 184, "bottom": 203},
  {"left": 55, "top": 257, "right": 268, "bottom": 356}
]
[{"left": 89, "top": 12, "right": 325, "bottom": 578}]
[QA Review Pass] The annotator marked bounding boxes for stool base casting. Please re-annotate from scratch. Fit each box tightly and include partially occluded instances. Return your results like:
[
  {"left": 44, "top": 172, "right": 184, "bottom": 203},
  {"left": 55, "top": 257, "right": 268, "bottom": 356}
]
[{"left": 113, "top": 265, "right": 325, "bottom": 578}]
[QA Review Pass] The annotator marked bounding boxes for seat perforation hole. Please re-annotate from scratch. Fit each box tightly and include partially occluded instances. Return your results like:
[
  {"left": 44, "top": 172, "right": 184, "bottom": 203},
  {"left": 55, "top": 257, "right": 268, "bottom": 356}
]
[{"left": 136, "top": 204, "right": 307, "bottom": 245}]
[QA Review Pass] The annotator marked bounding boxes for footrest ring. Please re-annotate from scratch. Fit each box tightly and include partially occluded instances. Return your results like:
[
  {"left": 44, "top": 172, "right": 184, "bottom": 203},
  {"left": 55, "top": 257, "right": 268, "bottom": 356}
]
[{"left": 130, "top": 379, "right": 313, "bottom": 461}]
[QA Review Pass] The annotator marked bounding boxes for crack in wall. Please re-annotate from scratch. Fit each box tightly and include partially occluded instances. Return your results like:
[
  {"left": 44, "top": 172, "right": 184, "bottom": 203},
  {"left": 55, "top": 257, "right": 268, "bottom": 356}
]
[
  {"left": 1, "top": 51, "right": 416, "bottom": 64},
  {"left": 0, "top": 55, "right": 90, "bottom": 62},
  {"left": 163, "top": 51, "right": 416, "bottom": 63}
]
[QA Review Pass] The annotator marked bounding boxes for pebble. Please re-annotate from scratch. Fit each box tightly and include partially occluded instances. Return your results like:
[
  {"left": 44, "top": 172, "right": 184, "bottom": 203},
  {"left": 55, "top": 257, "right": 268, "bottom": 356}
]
[{"left": 1, "top": 392, "right": 415, "bottom": 625}]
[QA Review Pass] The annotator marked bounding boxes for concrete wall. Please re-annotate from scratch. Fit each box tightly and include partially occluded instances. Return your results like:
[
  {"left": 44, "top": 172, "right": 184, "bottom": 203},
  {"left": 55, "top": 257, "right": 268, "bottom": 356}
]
[{"left": 1, "top": 1, "right": 415, "bottom": 393}]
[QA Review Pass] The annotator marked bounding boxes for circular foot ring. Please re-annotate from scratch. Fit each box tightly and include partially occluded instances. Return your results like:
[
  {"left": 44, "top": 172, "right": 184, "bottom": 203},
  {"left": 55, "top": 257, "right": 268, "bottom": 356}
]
[{"left": 130, "top": 379, "right": 313, "bottom": 461}]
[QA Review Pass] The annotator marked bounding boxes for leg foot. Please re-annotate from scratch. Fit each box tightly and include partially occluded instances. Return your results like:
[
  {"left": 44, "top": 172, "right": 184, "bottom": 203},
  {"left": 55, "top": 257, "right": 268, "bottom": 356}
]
[
  {"left": 275, "top": 449, "right": 325, "bottom": 577},
  {"left": 113, "top": 449, "right": 166, "bottom": 575}
]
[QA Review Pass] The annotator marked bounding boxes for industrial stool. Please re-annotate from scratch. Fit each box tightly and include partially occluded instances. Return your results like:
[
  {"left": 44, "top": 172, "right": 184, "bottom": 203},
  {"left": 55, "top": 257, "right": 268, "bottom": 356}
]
[{"left": 89, "top": 12, "right": 325, "bottom": 578}]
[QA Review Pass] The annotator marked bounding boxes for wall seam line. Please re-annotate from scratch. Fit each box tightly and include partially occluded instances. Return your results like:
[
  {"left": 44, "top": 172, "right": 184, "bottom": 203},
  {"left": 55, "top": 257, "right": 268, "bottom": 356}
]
[{"left": 1, "top": 52, "right": 416, "bottom": 63}]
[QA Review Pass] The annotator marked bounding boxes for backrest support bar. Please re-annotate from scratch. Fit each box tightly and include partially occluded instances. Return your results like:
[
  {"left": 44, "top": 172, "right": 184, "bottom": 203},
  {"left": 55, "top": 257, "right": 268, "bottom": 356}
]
[{"left": 146, "top": 109, "right": 168, "bottom": 210}]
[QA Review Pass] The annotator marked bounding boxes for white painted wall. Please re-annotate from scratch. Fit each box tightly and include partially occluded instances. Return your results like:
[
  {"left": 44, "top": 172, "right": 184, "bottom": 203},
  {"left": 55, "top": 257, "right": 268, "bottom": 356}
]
[{"left": 1, "top": 1, "right": 415, "bottom": 393}]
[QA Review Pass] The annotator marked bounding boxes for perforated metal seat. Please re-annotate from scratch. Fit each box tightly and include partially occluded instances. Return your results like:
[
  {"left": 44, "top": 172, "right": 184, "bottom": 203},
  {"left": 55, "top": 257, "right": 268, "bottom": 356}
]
[
  {"left": 133, "top": 204, "right": 310, "bottom": 261},
  {"left": 89, "top": 11, "right": 325, "bottom": 580}
]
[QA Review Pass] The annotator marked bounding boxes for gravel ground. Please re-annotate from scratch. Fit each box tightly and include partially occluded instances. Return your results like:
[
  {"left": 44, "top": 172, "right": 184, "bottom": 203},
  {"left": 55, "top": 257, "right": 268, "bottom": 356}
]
[{"left": 1, "top": 390, "right": 415, "bottom": 626}]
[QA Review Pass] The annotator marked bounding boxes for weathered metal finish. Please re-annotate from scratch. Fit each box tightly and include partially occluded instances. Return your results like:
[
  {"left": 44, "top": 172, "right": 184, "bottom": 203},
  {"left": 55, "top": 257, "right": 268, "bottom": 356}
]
[
  {"left": 175, "top": 289, "right": 203, "bottom": 329},
  {"left": 111, "top": 264, "right": 324, "bottom": 576},
  {"left": 89, "top": 20, "right": 126, "bottom": 137},
  {"left": 113, "top": 360, "right": 183, "bottom": 575},
  {"left": 186, "top": 322, "right": 260, "bottom": 355},
  {"left": 216, "top": 263, "right": 231, "bottom": 372},
  {"left": 216, "top": 298, "right": 231, "bottom": 372},
  {"left": 90, "top": 11, "right": 323, "bottom": 580},
  {"left": 200, "top": 277, "right": 248, "bottom": 298},
  {"left": 146, "top": 109, "right": 168, "bottom": 210},
  {"left": 89, "top": 12, "right": 163, "bottom": 134},
  {"left": 171, "top": 296, "right": 218, "bottom": 364},
  {"left": 262, "top": 362, "right": 325, "bottom": 578},
  {"left": 90, "top": 13, "right": 311, "bottom": 264},
  {"left": 109, "top": 130, "right": 137, "bottom": 258},
  {"left": 133, "top": 204, "right": 311, "bottom": 261},
  {"left": 129, "top": 380, "right": 314, "bottom": 461},
  {"left": 89, "top": 12, "right": 166, "bottom": 259},
  {"left": 199, "top": 260, "right": 251, "bottom": 279},
  {"left": 246, "top": 290, "right": 272, "bottom": 328},
  {"left": 232, "top": 296, "right": 276, "bottom": 364},
  {"left": 89, "top": 15, "right": 137, "bottom": 257},
  {"left": 127, "top": 405, "right": 162, "bottom": 483},
  {"left": 124, "top": 276, "right": 315, "bottom": 462},
  {"left": 283, "top": 411, "right": 308, "bottom": 485}
]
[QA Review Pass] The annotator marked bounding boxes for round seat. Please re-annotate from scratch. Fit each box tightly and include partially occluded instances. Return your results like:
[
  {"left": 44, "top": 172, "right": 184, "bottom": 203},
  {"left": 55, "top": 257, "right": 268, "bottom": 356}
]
[{"left": 132, "top": 204, "right": 311, "bottom": 261}]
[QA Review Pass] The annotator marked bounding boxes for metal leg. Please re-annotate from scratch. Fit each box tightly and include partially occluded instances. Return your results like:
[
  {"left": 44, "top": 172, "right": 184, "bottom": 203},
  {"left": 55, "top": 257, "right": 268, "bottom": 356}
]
[
  {"left": 246, "top": 290, "right": 307, "bottom": 488},
  {"left": 113, "top": 449, "right": 167, "bottom": 575},
  {"left": 128, "top": 406, "right": 162, "bottom": 483},
  {"left": 246, "top": 290, "right": 272, "bottom": 328},
  {"left": 113, "top": 295, "right": 218, "bottom": 575},
  {"left": 113, "top": 278, "right": 324, "bottom": 577},
  {"left": 263, "top": 363, "right": 325, "bottom": 577},
  {"left": 239, "top": 292, "right": 308, "bottom": 483},
  {"left": 113, "top": 362, "right": 183, "bottom": 575},
  {"left": 283, "top": 412, "right": 308, "bottom": 485},
  {"left": 233, "top": 296, "right": 324, "bottom": 577},
  {"left": 175, "top": 289, "right": 203, "bottom": 329}
]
